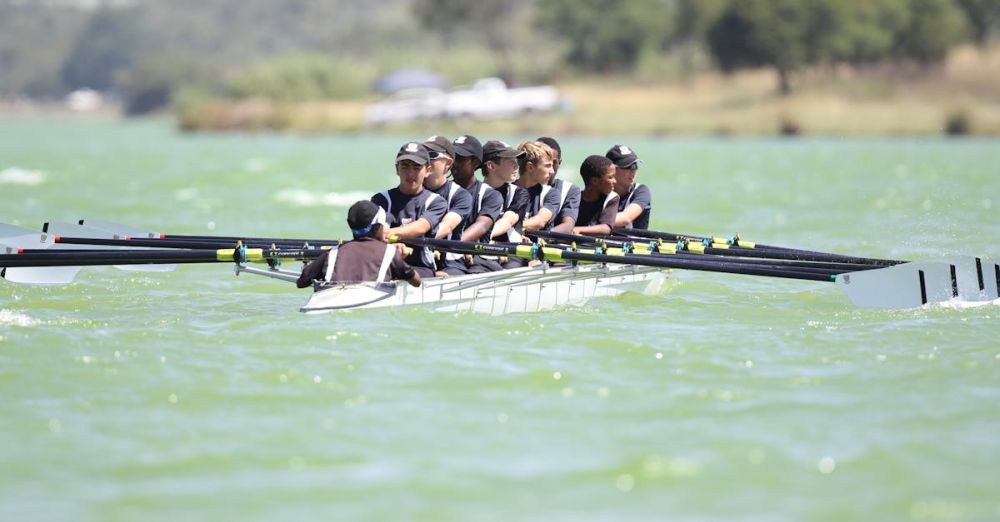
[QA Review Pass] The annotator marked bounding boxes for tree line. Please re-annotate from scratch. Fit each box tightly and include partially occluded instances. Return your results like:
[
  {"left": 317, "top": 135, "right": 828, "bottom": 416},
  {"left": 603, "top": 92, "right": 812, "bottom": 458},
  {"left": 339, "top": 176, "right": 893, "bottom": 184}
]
[{"left": 1, "top": 0, "right": 997, "bottom": 113}]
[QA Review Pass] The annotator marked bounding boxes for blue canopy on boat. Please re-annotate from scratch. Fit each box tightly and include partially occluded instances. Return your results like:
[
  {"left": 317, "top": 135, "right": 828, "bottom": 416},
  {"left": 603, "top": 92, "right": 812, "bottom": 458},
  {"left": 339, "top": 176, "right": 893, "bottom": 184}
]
[{"left": 372, "top": 69, "right": 449, "bottom": 94}]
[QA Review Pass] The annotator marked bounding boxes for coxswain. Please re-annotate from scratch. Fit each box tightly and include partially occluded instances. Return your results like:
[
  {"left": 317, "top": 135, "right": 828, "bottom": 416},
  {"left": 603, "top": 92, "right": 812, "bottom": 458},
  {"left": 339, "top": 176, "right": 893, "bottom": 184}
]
[
  {"left": 371, "top": 142, "right": 449, "bottom": 278},
  {"left": 606, "top": 144, "right": 652, "bottom": 230},
  {"left": 296, "top": 200, "right": 420, "bottom": 288},
  {"left": 573, "top": 155, "right": 619, "bottom": 237},
  {"left": 537, "top": 136, "right": 580, "bottom": 234}
]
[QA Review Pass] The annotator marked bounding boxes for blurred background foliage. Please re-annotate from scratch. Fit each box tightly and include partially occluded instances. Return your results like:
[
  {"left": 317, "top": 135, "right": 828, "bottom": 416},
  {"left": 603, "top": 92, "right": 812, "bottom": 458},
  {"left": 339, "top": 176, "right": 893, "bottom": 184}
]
[{"left": 0, "top": 0, "right": 998, "bottom": 128}]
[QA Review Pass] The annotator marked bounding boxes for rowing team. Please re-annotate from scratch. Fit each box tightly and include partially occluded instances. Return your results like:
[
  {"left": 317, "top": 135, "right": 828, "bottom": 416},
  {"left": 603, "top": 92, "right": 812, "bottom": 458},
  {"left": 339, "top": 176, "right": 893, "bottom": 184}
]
[{"left": 296, "top": 136, "right": 653, "bottom": 289}]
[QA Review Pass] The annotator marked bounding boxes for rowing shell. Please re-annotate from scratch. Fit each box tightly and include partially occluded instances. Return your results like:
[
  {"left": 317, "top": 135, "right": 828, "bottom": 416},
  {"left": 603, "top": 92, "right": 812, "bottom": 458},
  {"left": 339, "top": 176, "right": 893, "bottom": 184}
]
[{"left": 298, "top": 263, "right": 670, "bottom": 315}]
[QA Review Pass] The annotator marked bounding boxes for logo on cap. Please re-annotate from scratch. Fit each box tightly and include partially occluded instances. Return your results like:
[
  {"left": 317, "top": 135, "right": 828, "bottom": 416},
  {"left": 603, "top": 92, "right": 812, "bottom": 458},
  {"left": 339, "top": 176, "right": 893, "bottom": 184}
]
[
  {"left": 455, "top": 136, "right": 467, "bottom": 144},
  {"left": 618, "top": 146, "right": 632, "bottom": 155},
  {"left": 405, "top": 142, "right": 419, "bottom": 152}
]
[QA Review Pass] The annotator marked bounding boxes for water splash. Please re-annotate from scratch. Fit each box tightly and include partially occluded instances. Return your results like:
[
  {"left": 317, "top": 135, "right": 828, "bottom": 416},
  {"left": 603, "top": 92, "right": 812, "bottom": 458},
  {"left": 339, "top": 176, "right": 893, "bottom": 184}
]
[
  {"left": 274, "top": 189, "right": 372, "bottom": 207},
  {"left": 0, "top": 309, "right": 38, "bottom": 327},
  {"left": 0, "top": 167, "right": 46, "bottom": 186}
]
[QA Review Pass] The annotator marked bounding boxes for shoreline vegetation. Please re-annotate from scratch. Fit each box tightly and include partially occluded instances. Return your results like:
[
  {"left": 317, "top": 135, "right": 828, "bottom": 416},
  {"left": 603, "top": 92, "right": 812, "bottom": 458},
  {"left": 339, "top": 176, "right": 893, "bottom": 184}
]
[
  {"left": 4, "top": 1, "right": 999, "bottom": 137},
  {"left": 3, "top": 47, "right": 998, "bottom": 137},
  {"left": 166, "top": 46, "right": 1000, "bottom": 136}
]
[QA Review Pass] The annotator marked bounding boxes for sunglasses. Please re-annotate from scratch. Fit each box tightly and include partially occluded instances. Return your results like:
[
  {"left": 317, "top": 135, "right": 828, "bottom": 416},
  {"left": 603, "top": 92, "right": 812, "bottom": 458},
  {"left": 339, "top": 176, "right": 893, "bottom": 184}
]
[{"left": 428, "top": 151, "right": 452, "bottom": 160}]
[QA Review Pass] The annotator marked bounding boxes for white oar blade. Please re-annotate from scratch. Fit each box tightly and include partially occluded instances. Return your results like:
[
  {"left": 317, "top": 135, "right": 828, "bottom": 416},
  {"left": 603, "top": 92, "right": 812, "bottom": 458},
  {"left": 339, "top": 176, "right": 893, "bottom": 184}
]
[
  {"left": 77, "top": 219, "right": 160, "bottom": 239},
  {"left": 836, "top": 257, "right": 996, "bottom": 308},
  {"left": 978, "top": 257, "right": 1000, "bottom": 301},
  {"left": 46, "top": 221, "right": 176, "bottom": 273},
  {"left": 1, "top": 231, "right": 83, "bottom": 284},
  {"left": 0, "top": 223, "right": 38, "bottom": 239},
  {"left": 2, "top": 266, "right": 81, "bottom": 284}
]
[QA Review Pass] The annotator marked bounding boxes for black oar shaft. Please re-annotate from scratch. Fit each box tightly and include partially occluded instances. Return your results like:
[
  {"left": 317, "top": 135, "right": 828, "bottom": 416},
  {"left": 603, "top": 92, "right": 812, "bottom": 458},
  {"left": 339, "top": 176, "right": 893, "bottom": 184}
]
[
  {"left": 54, "top": 236, "right": 337, "bottom": 250},
  {"left": 554, "top": 249, "right": 836, "bottom": 282},
  {"left": 396, "top": 236, "right": 837, "bottom": 282},
  {"left": 0, "top": 247, "right": 323, "bottom": 267},
  {"left": 526, "top": 229, "right": 877, "bottom": 272},
  {"left": 611, "top": 228, "right": 901, "bottom": 266}
]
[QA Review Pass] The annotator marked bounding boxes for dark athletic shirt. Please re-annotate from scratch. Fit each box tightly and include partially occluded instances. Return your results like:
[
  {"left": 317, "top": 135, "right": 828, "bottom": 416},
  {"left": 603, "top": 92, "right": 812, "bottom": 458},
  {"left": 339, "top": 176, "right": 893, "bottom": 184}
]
[
  {"left": 371, "top": 187, "right": 448, "bottom": 271},
  {"left": 428, "top": 180, "right": 473, "bottom": 241},
  {"left": 296, "top": 238, "right": 415, "bottom": 288},
  {"left": 464, "top": 179, "right": 503, "bottom": 242},
  {"left": 577, "top": 192, "right": 620, "bottom": 229},
  {"left": 550, "top": 177, "right": 581, "bottom": 227},
  {"left": 493, "top": 182, "right": 529, "bottom": 243},
  {"left": 618, "top": 183, "right": 652, "bottom": 230},
  {"left": 525, "top": 183, "right": 561, "bottom": 230}
]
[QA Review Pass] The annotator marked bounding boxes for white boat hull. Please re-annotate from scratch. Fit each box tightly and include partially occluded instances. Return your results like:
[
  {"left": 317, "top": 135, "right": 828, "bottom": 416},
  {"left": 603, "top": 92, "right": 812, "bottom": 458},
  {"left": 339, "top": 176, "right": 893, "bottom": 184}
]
[{"left": 300, "top": 263, "right": 669, "bottom": 315}]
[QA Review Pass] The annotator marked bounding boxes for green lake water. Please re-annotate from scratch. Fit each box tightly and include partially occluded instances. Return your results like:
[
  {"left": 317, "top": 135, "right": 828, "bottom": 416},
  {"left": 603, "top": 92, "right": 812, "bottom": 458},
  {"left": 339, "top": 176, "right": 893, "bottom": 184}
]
[{"left": 1, "top": 118, "right": 998, "bottom": 521}]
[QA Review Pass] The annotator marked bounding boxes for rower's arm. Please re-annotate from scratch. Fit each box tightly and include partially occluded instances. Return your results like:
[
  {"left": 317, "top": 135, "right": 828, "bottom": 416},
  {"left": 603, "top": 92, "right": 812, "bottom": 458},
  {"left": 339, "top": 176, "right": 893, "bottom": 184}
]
[
  {"left": 572, "top": 223, "right": 612, "bottom": 236},
  {"left": 461, "top": 215, "right": 494, "bottom": 242},
  {"left": 551, "top": 216, "right": 576, "bottom": 234},
  {"left": 522, "top": 208, "right": 553, "bottom": 231},
  {"left": 490, "top": 210, "right": 520, "bottom": 238},
  {"left": 389, "top": 218, "right": 432, "bottom": 238},
  {"left": 434, "top": 211, "right": 464, "bottom": 239},
  {"left": 614, "top": 203, "right": 644, "bottom": 227}
]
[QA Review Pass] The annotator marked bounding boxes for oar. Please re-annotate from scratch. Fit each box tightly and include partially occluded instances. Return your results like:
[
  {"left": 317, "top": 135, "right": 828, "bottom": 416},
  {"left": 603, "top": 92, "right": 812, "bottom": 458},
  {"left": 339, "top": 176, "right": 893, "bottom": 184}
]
[
  {"left": 525, "top": 229, "right": 884, "bottom": 272},
  {"left": 396, "top": 237, "right": 1000, "bottom": 308},
  {"left": 74, "top": 219, "right": 341, "bottom": 246},
  {"left": 50, "top": 235, "right": 338, "bottom": 250},
  {"left": 394, "top": 236, "right": 842, "bottom": 282},
  {"left": 0, "top": 246, "right": 323, "bottom": 268},
  {"left": 613, "top": 227, "right": 902, "bottom": 266},
  {"left": 0, "top": 223, "right": 82, "bottom": 284}
]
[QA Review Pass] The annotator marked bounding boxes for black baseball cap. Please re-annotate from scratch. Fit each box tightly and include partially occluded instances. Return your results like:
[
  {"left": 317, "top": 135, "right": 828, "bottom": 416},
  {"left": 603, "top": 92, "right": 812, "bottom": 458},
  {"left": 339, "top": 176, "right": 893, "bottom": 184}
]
[
  {"left": 606, "top": 144, "right": 643, "bottom": 168},
  {"left": 395, "top": 141, "right": 430, "bottom": 165},
  {"left": 347, "top": 200, "right": 388, "bottom": 235},
  {"left": 483, "top": 140, "right": 525, "bottom": 162},
  {"left": 423, "top": 135, "right": 455, "bottom": 159},
  {"left": 452, "top": 135, "right": 483, "bottom": 162}
]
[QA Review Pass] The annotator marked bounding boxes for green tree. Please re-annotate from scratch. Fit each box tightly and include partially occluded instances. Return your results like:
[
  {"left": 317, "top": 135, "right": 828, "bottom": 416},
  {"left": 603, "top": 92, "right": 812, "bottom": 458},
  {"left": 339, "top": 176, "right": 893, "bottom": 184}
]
[
  {"left": 536, "top": 0, "right": 672, "bottom": 73},
  {"left": 955, "top": 0, "right": 1000, "bottom": 48},
  {"left": 831, "top": 0, "right": 910, "bottom": 65},
  {"left": 60, "top": 6, "right": 144, "bottom": 91},
  {"left": 706, "top": 0, "right": 815, "bottom": 94},
  {"left": 893, "top": 0, "right": 965, "bottom": 64},
  {"left": 411, "top": 0, "right": 520, "bottom": 83}
]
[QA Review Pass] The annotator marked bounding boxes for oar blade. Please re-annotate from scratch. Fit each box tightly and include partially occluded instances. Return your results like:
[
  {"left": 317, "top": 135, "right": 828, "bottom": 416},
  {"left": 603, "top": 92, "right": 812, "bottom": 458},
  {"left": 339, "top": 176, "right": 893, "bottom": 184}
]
[
  {"left": 46, "top": 221, "right": 176, "bottom": 273},
  {"left": 836, "top": 257, "right": 995, "bottom": 308},
  {"left": 978, "top": 257, "right": 1000, "bottom": 302},
  {"left": 1, "top": 230, "right": 82, "bottom": 284},
  {"left": 77, "top": 219, "right": 160, "bottom": 239},
  {"left": 2, "top": 266, "right": 82, "bottom": 284}
]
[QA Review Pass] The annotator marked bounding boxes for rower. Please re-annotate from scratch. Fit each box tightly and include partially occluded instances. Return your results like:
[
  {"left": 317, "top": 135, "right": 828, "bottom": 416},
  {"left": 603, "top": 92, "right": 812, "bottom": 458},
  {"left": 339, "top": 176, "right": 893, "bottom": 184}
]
[
  {"left": 450, "top": 134, "right": 504, "bottom": 274},
  {"left": 371, "top": 141, "right": 449, "bottom": 278},
  {"left": 422, "top": 135, "right": 473, "bottom": 276},
  {"left": 606, "top": 144, "right": 652, "bottom": 230},
  {"left": 481, "top": 140, "right": 529, "bottom": 269},
  {"left": 573, "top": 155, "right": 619, "bottom": 237},
  {"left": 537, "top": 136, "right": 580, "bottom": 235},
  {"left": 296, "top": 200, "right": 420, "bottom": 288},
  {"left": 514, "top": 141, "right": 561, "bottom": 234}
]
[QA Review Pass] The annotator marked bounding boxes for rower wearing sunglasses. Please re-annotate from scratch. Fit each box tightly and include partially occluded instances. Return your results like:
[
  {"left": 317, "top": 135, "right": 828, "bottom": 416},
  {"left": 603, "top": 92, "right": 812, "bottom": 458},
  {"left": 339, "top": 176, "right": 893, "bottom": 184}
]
[{"left": 422, "top": 135, "right": 473, "bottom": 276}]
